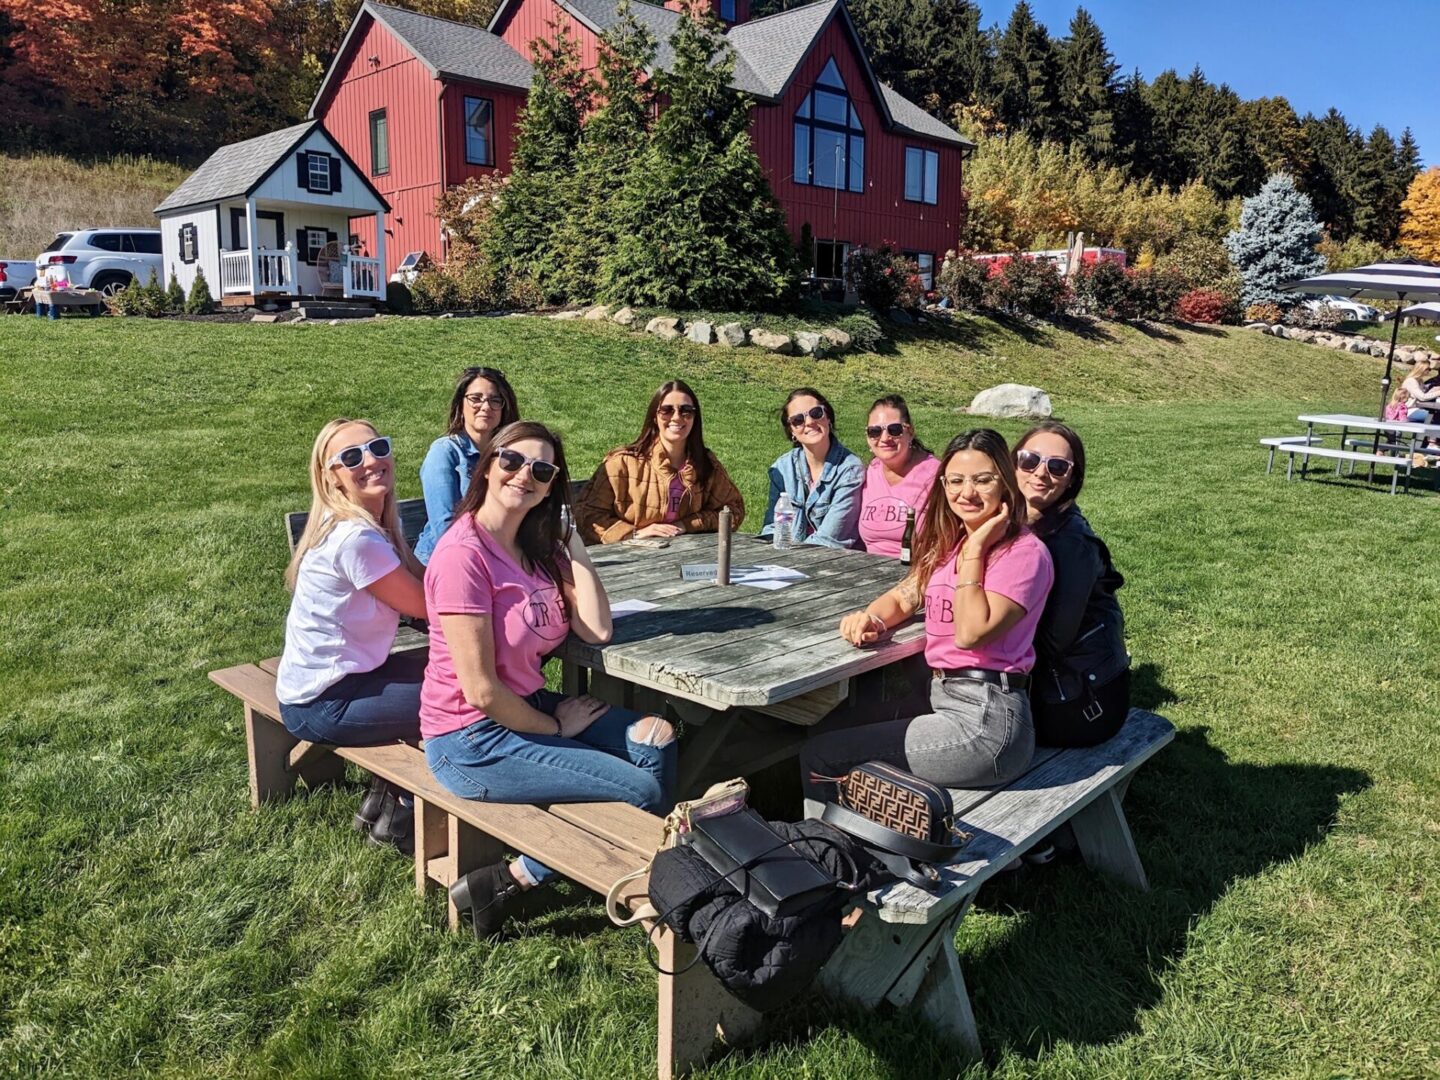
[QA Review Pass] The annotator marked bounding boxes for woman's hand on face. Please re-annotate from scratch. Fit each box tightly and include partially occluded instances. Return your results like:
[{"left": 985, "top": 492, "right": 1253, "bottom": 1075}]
[
  {"left": 839, "top": 610, "right": 882, "bottom": 647},
  {"left": 636, "top": 523, "right": 683, "bottom": 539},
  {"left": 554, "top": 694, "right": 607, "bottom": 737},
  {"left": 963, "top": 503, "right": 1011, "bottom": 559}
]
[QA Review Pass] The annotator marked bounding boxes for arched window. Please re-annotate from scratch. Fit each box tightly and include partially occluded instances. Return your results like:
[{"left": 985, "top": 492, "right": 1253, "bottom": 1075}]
[{"left": 793, "top": 58, "right": 864, "bottom": 194}]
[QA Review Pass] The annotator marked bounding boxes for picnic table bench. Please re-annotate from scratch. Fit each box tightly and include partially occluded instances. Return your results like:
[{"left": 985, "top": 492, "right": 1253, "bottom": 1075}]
[
  {"left": 207, "top": 494, "right": 1176, "bottom": 1075},
  {"left": 1261, "top": 413, "right": 1440, "bottom": 494},
  {"left": 32, "top": 286, "right": 105, "bottom": 319}
]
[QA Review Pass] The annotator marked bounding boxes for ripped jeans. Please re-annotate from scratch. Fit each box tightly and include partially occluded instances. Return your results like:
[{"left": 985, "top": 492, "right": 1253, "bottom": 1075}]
[{"left": 424, "top": 689, "right": 675, "bottom": 885}]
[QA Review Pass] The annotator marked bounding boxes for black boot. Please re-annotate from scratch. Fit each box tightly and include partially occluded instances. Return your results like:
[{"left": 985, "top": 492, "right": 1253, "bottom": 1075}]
[
  {"left": 449, "top": 860, "right": 524, "bottom": 940},
  {"left": 368, "top": 790, "right": 414, "bottom": 856},
  {"left": 353, "top": 774, "right": 388, "bottom": 833}
]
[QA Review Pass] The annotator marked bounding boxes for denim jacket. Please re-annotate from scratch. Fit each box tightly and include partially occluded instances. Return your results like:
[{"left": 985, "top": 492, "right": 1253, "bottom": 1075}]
[
  {"left": 415, "top": 434, "right": 481, "bottom": 564},
  {"left": 759, "top": 440, "right": 865, "bottom": 549}
]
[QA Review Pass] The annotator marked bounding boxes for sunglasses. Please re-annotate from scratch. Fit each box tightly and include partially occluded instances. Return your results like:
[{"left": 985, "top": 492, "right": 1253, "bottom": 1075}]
[
  {"left": 464, "top": 393, "right": 507, "bottom": 410},
  {"left": 1015, "top": 449, "right": 1074, "bottom": 479},
  {"left": 788, "top": 405, "right": 827, "bottom": 429},
  {"left": 494, "top": 447, "right": 559, "bottom": 485},
  {"left": 866, "top": 422, "right": 908, "bottom": 440},
  {"left": 328, "top": 436, "right": 392, "bottom": 469},
  {"left": 657, "top": 404, "right": 697, "bottom": 421}
]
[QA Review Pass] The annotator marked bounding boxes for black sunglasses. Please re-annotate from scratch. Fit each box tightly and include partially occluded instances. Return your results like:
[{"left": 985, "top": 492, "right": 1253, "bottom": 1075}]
[
  {"left": 328, "top": 436, "right": 392, "bottom": 469},
  {"left": 866, "top": 422, "right": 907, "bottom": 440},
  {"left": 788, "top": 405, "right": 827, "bottom": 429},
  {"left": 1016, "top": 448, "right": 1074, "bottom": 479},
  {"left": 494, "top": 447, "right": 559, "bottom": 485},
  {"left": 657, "top": 403, "right": 697, "bottom": 420}
]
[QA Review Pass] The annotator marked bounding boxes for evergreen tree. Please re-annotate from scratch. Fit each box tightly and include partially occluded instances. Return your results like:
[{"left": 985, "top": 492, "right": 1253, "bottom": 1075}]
[
  {"left": 185, "top": 267, "right": 215, "bottom": 315},
  {"left": 600, "top": 7, "right": 799, "bottom": 307},
  {"left": 1111, "top": 68, "right": 1151, "bottom": 179},
  {"left": 164, "top": 267, "right": 186, "bottom": 312},
  {"left": 1299, "top": 109, "right": 1362, "bottom": 239},
  {"left": 1225, "top": 173, "right": 1325, "bottom": 308},
  {"left": 845, "top": 0, "right": 943, "bottom": 109},
  {"left": 1391, "top": 127, "right": 1422, "bottom": 239},
  {"left": 931, "top": 1, "right": 993, "bottom": 111},
  {"left": 1351, "top": 125, "right": 1398, "bottom": 244},
  {"left": 1056, "top": 7, "right": 1116, "bottom": 160},
  {"left": 1141, "top": 70, "right": 1191, "bottom": 189},
  {"left": 1239, "top": 96, "right": 1309, "bottom": 180},
  {"left": 992, "top": 2, "right": 1060, "bottom": 141}
]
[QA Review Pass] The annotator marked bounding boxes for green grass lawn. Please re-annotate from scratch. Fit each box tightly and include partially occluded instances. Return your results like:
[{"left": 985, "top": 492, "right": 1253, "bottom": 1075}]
[{"left": 1, "top": 315, "right": 1437, "bottom": 1078}]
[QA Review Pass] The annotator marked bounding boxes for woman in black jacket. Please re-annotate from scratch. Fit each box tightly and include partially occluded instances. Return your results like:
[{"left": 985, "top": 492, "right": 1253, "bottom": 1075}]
[{"left": 1014, "top": 422, "right": 1129, "bottom": 747}]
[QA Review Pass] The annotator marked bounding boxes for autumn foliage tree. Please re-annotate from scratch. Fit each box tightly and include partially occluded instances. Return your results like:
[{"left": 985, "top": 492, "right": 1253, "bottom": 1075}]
[{"left": 1398, "top": 167, "right": 1440, "bottom": 263}]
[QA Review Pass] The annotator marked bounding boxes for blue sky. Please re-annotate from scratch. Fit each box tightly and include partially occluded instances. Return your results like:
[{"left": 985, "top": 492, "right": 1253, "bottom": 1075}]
[{"left": 977, "top": 0, "right": 1436, "bottom": 166}]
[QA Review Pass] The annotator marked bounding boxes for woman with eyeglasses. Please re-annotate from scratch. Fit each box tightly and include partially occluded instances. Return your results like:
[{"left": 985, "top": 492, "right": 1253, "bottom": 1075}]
[
  {"left": 799, "top": 429, "right": 1053, "bottom": 808},
  {"left": 575, "top": 379, "right": 745, "bottom": 544},
  {"left": 421, "top": 421, "right": 676, "bottom": 938},
  {"left": 415, "top": 367, "right": 520, "bottom": 564},
  {"left": 1014, "top": 422, "right": 1129, "bottom": 747},
  {"left": 759, "top": 387, "right": 865, "bottom": 549},
  {"left": 857, "top": 395, "right": 939, "bottom": 558},
  {"left": 277, "top": 419, "right": 428, "bottom": 852}
]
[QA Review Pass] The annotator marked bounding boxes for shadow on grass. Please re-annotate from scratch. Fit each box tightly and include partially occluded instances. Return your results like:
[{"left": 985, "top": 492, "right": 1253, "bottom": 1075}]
[
  {"left": 1172, "top": 320, "right": 1227, "bottom": 337},
  {"left": 1130, "top": 321, "right": 1184, "bottom": 343}
]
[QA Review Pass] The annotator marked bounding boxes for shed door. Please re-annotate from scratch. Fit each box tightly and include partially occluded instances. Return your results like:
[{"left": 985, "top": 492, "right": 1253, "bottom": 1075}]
[{"left": 229, "top": 209, "right": 285, "bottom": 251}]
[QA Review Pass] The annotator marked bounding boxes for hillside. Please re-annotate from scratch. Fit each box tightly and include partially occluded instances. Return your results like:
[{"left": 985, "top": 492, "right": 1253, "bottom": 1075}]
[{"left": 0, "top": 154, "right": 191, "bottom": 258}]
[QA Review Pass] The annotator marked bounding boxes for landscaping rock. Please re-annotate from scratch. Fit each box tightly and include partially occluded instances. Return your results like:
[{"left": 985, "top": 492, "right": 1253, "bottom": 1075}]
[
  {"left": 1269, "top": 325, "right": 1286, "bottom": 338},
  {"left": 888, "top": 308, "right": 914, "bottom": 325},
  {"left": 820, "top": 327, "right": 852, "bottom": 351},
  {"left": 583, "top": 304, "right": 611, "bottom": 320},
  {"left": 1244, "top": 321, "right": 1269, "bottom": 331},
  {"left": 1347, "top": 339, "right": 1370, "bottom": 354},
  {"left": 611, "top": 306, "right": 637, "bottom": 327},
  {"left": 251, "top": 313, "right": 279, "bottom": 323},
  {"left": 687, "top": 320, "right": 716, "bottom": 345},
  {"left": 551, "top": 310, "right": 583, "bottom": 320},
  {"left": 749, "top": 328, "right": 795, "bottom": 354},
  {"left": 966, "top": 383, "right": 1053, "bottom": 419},
  {"left": 794, "top": 331, "right": 826, "bottom": 356},
  {"left": 646, "top": 316, "right": 684, "bottom": 341},
  {"left": 716, "top": 322, "right": 747, "bottom": 347},
  {"left": 1370, "top": 343, "right": 1388, "bottom": 358}
]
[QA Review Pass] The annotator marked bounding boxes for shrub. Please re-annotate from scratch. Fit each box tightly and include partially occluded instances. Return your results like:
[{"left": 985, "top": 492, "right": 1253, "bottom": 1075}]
[
  {"left": 1285, "top": 303, "right": 1344, "bottom": 331},
  {"left": 984, "top": 255, "right": 1067, "bottom": 317},
  {"left": 1175, "top": 288, "right": 1236, "bottom": 324},
  {"left": 164, "top": 268, "right": 185, "bottom": 311},
  {"left": 847, "top": 245, "right": 923, "bottom": 313},
  {"left": 936, "top": 250, "right": 989, "bottom": 311},
  {"left": 1153, "top": 233, "right": 1232, "bottom": 290},
  {"left": 1225, "top": 173, "right": 1324, "bottom": 309},
  {"left": 1069, "top": 258, "right": 1134, "bottom": 319},
  {"left": 1128, "top": 267, "right": 1187, "bottom": 321},
  {"left": 835, "top": 310, "right": 885, "bottom": 352},
  {"left": 184, "top": 268, "right": 214, "bottom": 315},
  {"left": 110, "top": 270, "right": 169, "bottom": 317},
  {"left": 1244, "top": 302, "right": 1283, "bottom": 324}
]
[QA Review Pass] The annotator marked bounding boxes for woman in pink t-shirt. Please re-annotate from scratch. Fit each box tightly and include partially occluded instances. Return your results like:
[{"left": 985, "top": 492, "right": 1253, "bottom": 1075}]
[
  {"left": 857, "top": 395, "right": 940, "bottom": 560},
  {"left": 800, "top": 429, "right": 1053, "bottom": 807},
  {"left": 422, "top": 421, "right": 676, "bottom": 938}
]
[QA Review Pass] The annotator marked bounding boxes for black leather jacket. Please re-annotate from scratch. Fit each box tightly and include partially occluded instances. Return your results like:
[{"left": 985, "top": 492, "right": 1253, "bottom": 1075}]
[{"left": 1031, "top": 504, "right": 1129, "bottom": 705}]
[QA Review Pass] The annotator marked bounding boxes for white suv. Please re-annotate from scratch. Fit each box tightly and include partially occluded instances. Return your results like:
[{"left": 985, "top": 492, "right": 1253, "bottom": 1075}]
[{"left": 36, "top": 229, "right": 164, "bottom": 296}]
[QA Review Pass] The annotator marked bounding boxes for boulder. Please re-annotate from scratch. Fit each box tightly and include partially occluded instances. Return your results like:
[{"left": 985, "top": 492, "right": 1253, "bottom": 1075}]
[
  {"left": 611, "top": 306, "right": 637, "bottom": 327},
  {"left": 966, "top": 383, "right": 1053, "bottom": 419},
  {"left": 820, "top": 327, "right": 852, "bottom": 351},
  {"left": 687, "top": 320, "right": 716, "bottom": 345},
  {"left": 749, "top": 328, "right": 795, "bottom": 354},
  {"left": 646, "top": 316, "right": 683, "bottom": 341},
  {"left": 1244, "top": 321, "right": 1270, "bottom": 331},
  {"left": 1269, "top": 325, "right": 1287, "bottom": 338},
  {"left": 583, "top": 304, "right": 611, "bottom": 320},
  {"left": 550, "top": 310, "right": 583, "bottom": 320},
  {"left": 1370, "top": 343, "right": 1388, "bottom": 358},
  {"left": 716, "top": 322, "right": 747, "bottom": 347},
  {"left": 794, "top": 330, "right": 826, "bottom": 356},
  {"left": 1347, "top": 339, "right": 1370, "bottom": 354},
  {"left": 888, "top": 308, "right": 914, "bottom": 325}
]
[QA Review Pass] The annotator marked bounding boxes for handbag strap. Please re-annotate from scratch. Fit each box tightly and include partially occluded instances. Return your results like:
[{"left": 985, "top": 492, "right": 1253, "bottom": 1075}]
[
  {"left": 821, "top": 802, "right": 962, "bottom": 864},
  {"left": 605, "top": 865, "right": 658, "bottom": 928}
]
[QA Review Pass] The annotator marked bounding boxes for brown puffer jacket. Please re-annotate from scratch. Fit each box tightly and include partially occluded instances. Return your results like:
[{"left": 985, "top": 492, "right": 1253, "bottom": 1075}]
[{"left": 575, "top": 441, "right": 745, "bottom": 544}]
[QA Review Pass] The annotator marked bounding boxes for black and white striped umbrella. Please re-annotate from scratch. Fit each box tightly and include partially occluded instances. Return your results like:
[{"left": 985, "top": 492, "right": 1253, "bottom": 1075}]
[{"left": 1396, "top": 302, "right": 1440, "bottom": 323}]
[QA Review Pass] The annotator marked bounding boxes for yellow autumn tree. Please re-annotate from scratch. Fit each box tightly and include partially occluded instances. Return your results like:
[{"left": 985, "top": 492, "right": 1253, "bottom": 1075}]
[{"left": 1399, "top": 167, "right": 1440, "bottom": 262}]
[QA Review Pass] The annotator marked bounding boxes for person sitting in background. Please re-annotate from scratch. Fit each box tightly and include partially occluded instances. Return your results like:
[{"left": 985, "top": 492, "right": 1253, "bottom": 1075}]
[
  {"left": 800, "top": 430, "right": 1053, "bottom": 811},
  {"left": 276, "top": 418, "right": 427, "bottom": 854},
  {"left": 1014, "top": 422, "right": 1130, "bottom": 748},
  {"left": 1401, "top": 358, "right": 1439, "bottom": 423},
  {"left": 420, "top": 421, "right": 676, "bottom": 938},
  {"left": 760, "top": 387, "right": 864, "bottom": 549},
  {"left": 856, "top": 394, "right": 939, "bottom": 559},
  {"left": 415, "top": 367, "right": 520, "bottom": 563},
  {"left": 575, "top": 379, "right": 744, "bottom": 544}
]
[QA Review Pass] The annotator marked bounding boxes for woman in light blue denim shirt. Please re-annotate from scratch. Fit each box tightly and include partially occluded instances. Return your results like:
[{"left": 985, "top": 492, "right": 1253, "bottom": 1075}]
[
  {"left": 760, "top": 387, "right": 865, "bottom": 549},
  {"left": 414, "top": 367, "right": 519, "bottom": 563}
]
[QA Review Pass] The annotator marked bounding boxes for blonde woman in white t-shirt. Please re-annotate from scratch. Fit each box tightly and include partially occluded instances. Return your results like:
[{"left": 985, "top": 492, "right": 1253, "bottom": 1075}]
[{"left": 277, "top": 418, "right": 427, "bottom": 851}]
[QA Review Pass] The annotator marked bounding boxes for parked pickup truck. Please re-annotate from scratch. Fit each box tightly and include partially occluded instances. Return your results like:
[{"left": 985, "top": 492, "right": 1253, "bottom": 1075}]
[{"left": 0, "top": 258, "right": 38, "bottom": 303}]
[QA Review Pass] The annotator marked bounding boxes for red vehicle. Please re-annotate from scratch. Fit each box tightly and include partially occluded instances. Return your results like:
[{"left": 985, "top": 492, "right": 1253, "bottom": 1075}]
[{"left": 971, "top": 247, "right": 1128, "bottom": 272}]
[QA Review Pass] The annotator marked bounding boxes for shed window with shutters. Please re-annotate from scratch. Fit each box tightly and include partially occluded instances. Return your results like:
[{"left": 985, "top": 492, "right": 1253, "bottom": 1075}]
[
  {"left": 464, "top": 97, "right": 494, "bottom": 166},
  {"left": 307, "top": 152, "right": 332, "bottom": 193},
  {"left": 298, "top": 226, "right": 336, "bottom": 265},
  {"left": 179, "top": 224, "right": 198, "bottom": 264},
  {"left": 369, "top": 110, "right": 389, "bottom": 176}
]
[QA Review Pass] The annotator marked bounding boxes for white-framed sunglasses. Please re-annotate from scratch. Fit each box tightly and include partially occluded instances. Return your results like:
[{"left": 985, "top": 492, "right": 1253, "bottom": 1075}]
[{"left": 328, "top": 436, "right": 392, "bottom": 469}]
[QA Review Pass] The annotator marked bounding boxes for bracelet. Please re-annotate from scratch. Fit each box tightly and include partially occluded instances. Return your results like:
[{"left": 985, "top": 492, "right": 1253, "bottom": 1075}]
[
  {"left": 552, "top": 715, "right": 563, "bottom": 737},
  {"left": 956, "top": 580, "right": 983, "bottom": 589},
  {"left": 866, "top": 612, "right": 888, "bottom": 634}
]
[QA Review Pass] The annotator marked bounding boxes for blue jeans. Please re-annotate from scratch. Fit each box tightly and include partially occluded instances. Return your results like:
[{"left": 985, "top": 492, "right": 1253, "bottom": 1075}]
[
  {"left": 425, "top": 689, "right": 676, "bottom": 884},
  {"left": 280, "top": 651, "right": 424, "bottom": 745}
]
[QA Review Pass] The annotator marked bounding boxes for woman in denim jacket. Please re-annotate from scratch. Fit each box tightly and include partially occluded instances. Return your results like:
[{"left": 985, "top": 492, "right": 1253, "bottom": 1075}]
[{"left": 759, "top": 387, "right": 864, "bottom": 549}]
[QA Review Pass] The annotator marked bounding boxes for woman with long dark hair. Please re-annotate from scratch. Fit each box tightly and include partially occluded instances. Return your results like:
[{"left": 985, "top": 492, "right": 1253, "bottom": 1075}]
[
  {"left": 800, "top": 429, "right": 1053, "bottom": 808},
  {"left": 1014, "top": 421, "right": 1129, "bottom": 747},
  {"left": 575, "top": 379, "right": 744, "bottom": 544},
  {"left": 415, "top": 366, "right": 520, "bottom": 563},
  {"left": 759, "top": 387, "right": 864, "bottom": 549},
  {"left": 857, "top": 394, "right": 938, "bottom": 558},
  {"left": 421, "top": 421, "right": 676, "bottom": 938}
]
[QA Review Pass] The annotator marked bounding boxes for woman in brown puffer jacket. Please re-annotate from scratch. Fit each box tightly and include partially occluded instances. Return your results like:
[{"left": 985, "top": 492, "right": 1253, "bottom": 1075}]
[{"left": 576, "top": 379, "right": 745, "bottom": 544}]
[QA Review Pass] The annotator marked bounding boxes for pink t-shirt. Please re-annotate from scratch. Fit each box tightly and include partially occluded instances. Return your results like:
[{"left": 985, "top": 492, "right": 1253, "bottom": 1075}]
[
  {"left": 858, "top": 454, "right": 940, "bottom": 558},
  {"left": 923, "top": 530, "right": 1054, "bottom": 673},
  {"left": 663, "top": 472, "right": 685, "bottom": 523},
  {"left": 420, "top": 514, "right": 571, "bottom": 739}
]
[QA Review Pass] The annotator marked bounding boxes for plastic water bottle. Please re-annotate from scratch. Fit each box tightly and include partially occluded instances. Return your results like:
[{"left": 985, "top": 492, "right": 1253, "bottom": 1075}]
[{"left": 772, "top": 492, "right": 795, "bottom": 550}]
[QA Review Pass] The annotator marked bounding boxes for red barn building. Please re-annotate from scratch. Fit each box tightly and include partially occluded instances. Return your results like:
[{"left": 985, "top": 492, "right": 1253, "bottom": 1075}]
[{"left": 307, "top": 0, "right": 972, "bottom": 289}]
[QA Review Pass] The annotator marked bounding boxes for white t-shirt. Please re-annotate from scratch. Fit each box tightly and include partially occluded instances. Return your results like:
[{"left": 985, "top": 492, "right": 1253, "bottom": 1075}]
[{"left": 276, "top": 518, "right": 402, "bottom": 704}]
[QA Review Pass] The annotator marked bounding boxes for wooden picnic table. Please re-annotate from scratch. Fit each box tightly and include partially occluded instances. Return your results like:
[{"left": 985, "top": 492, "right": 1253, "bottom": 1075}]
[
  {"left": 31, "top": 286, "right": 105, "bottom": 319},
  {"left": 554, "top": 533, "right": 922, "bottom": 794}
]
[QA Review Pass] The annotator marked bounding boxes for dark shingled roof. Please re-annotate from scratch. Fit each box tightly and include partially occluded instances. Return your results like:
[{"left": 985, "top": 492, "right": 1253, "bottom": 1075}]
[
  {"left": 363, "top": 1, "right": 533, "bottom": 89},
  {"left": 155, "top": 122, "right": 318, "bottom": 213},
  {"left": 723, "top": 0, "right": 836, "bottom": 98}
]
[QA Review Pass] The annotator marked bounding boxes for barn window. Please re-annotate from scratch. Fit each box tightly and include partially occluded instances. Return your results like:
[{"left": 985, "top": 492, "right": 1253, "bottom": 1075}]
[
  {"left": 464, "top": 97, "right": 494, "bottom": 166},
  {"left": 792, "top": 58, "right": 864, "bottom": 194},
  {"left": 369, "top": 110, "right": 389, "bottom": 176}
]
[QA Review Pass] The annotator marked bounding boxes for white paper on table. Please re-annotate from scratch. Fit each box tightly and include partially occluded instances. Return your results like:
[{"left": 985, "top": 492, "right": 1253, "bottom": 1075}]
[
  {"left": 610, "top": 598, "right": 659, "bottom": 618},
  {"left": 732, "top": 564, "right": 810, "bottom": 590}
]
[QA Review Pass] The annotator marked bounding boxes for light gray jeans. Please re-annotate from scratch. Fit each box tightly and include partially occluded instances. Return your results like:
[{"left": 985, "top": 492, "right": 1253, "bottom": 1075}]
[{"left": 800, "top": 676, "right": 1035, "bottom": 813}]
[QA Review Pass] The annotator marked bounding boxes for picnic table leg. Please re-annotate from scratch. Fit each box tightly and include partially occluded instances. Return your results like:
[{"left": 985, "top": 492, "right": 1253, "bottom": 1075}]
[
  {"left": 670, "top": 701, "right": 740, "bottom": 797},
  {"left": 656, "top": 928, "right": 763, "bottom": 1080},
  {"left": 245, "top": 705, "right": 298, "bottom": 806},
  {"left": 1069, "top": 787, "right": 1149, "bottom": 891},
  {"left": 1336, "top": 426, "right": 1347, "bottom": 476},
  {"left": 910, "top": 910, "right": 982, "bottom": 1060},
  {"left": 413, "top": 797, "right": 448, "bottom": 897}
]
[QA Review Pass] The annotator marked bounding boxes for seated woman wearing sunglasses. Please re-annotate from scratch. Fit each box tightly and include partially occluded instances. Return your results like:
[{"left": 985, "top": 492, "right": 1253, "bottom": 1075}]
[
  {"left": 857, "top": 395, "right": 939, "bottom": 558},
  {"left": 759, "top": 388, "right": 865, "bottom": 549},
  {"left": 415, "top": 367, "right": 520, "bottom": 564},
  {"left": 277, "top": 420, "right": 428, "bottom": 851},
  {"left": 421, "top": 421, "right": 676, "bottom": 938},
  {"left": 1015, "top": 422, "right": 1129, "bottom": 747},
  {"left": 575, "top": 379, "right": 745, "bottom": 544},
  {"left": 799, "top": 430, "right": 1053, "bottom": 810}
]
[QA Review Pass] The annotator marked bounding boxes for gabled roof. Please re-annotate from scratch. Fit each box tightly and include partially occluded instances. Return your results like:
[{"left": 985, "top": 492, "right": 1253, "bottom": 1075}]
[
  {"left": 723, "top": 0, "right": 835, "bottom": 98},
  {"left": 154, "top": 122, "right": 328, "bottom": 214},
  {"left": 310, "top": 1, "right": 532, "bottom": 117}
]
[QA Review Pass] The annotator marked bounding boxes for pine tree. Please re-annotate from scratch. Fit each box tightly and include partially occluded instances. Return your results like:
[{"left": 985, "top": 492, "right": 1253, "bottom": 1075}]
[
  {"left": 993, "top": 2, "right": 1060, "bottom": 142},
  {"left": 1399, "top": 167, "right": 1440, "bottom": 262},
  {"left": 1351, "top": 125, "right": 1398, "bottom": 245},
  {"left": 1239, "top": 96, "right": 1310, "bottom": 180},
  {"left": 1111, "top": 68, "right": 1151, "bottom": 179},
  {"left": 600, "top": 7, "right": 799, "bottom": 308},
  {"left": 1300, "top": 109, "right": 1362, "bottom": 240},
  {"left": 1142, "top": 70, "right": 1192, "bottom": 190},
  {"left": 185, "top": 267, "right": 215, "bottom": 315},
  {"left": 164, "top": 267, "right": 186, "bottom": 312},
  {"left": 1056, "top": 7, "right": 1116, "bottom": 160},
  {"left": 1225, "top": 173, "right": 1325, "bottom": 308}
]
